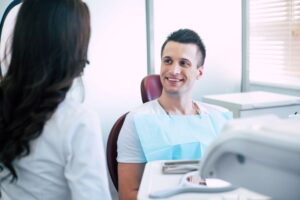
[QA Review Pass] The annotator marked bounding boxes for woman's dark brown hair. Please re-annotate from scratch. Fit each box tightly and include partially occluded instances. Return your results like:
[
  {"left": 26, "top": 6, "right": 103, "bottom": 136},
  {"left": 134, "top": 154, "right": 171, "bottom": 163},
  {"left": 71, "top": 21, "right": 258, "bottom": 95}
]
[{"left": 0, "top": 0, "right": 90, "bottom": 181}]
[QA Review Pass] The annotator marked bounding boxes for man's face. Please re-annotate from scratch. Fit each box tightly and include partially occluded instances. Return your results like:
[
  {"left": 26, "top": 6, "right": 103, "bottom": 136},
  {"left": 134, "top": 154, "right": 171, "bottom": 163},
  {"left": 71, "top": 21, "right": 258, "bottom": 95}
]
[{"left": 160, "top": 41, "right": 203, "bottom": 96}]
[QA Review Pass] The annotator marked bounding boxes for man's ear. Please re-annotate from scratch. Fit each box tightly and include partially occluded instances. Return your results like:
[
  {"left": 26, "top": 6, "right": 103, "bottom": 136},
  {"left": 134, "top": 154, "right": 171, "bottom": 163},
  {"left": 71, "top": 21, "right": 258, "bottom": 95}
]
[{"left": 196, "top": 66, "right": 204, "bottom": 80}]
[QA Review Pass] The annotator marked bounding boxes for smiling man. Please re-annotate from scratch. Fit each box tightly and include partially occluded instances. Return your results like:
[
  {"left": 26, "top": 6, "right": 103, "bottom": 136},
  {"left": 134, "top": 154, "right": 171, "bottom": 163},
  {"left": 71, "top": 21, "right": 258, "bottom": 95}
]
[{"left": 117, "top": 29, "right": 232, "bottom": 200}]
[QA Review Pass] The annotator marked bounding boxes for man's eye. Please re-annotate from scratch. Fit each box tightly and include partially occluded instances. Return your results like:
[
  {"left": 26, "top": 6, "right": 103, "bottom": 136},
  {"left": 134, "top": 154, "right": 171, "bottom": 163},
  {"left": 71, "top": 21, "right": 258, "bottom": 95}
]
[
  {"left": 180, "top": 60, "right": 190, "bottom": 67},
  {"left": 163, "top": 59, "right": 172, "bottom": 64}
]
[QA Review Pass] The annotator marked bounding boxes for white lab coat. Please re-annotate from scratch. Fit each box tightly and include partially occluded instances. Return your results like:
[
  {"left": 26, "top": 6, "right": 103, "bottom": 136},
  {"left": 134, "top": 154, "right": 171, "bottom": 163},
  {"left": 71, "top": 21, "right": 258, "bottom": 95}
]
[{"left": 1, "top": 83, "right": 112, "bottom": 200}]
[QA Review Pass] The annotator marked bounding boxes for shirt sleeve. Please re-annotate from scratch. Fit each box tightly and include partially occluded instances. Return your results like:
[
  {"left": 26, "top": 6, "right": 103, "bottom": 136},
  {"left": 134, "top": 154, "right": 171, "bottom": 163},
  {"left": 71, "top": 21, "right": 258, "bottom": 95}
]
[
  {"left": 64, "top": 110, "right": 112, "bottom": 200},
  {"left": 117, "top": 111, "right": 147, "bottom": 163}
]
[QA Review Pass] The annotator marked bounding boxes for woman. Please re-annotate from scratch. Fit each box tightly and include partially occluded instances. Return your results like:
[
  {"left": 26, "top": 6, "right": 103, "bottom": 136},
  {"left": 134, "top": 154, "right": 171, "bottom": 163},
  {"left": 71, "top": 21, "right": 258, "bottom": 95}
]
[{"left": 0, "top": 0, "right": 111, "bottom": 199}]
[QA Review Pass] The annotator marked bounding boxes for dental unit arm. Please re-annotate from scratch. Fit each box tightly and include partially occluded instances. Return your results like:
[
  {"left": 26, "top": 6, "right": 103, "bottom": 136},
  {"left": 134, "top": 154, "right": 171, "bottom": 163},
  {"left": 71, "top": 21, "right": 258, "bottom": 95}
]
[{"left": 199, "top": 115, "right": 300, "bottom": 200}]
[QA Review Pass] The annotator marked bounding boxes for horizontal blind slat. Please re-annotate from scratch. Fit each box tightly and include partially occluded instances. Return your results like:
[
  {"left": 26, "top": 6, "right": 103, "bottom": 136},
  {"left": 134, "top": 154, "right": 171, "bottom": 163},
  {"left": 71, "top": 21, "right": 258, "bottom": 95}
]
[{"left": 249, "top": 0, "right": 300, "bottom": 88}]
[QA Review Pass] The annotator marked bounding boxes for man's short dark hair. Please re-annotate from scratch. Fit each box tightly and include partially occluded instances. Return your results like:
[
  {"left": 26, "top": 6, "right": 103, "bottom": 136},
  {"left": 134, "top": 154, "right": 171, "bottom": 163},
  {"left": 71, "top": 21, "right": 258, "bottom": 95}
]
[{"left": 161, "top": 29, "right": 206, "bottom": 67}]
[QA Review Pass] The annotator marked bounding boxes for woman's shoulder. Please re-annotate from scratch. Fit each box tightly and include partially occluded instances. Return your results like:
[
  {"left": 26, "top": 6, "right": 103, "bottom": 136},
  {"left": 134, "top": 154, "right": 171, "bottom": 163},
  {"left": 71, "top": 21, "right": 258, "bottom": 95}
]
[{"left": 49, "top": 98, "right": 100, "bottom": 134}]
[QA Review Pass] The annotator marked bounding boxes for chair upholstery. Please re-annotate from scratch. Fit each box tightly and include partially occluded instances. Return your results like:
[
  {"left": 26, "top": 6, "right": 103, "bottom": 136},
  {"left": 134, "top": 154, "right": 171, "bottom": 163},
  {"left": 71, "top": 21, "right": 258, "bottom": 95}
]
[
  {"left": 140, "top": 74, "right": 162, "bottom": 103},
  {"left": 106, "top": 112, "right": 128, "bottom": 190}
]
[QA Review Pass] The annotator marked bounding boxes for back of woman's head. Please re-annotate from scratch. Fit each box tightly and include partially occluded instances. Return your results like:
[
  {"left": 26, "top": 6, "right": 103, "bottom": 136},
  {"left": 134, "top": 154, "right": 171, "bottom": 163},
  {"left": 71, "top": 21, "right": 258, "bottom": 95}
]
[{"left": 0, "top": 0, "right": 90, "bottom": 181}]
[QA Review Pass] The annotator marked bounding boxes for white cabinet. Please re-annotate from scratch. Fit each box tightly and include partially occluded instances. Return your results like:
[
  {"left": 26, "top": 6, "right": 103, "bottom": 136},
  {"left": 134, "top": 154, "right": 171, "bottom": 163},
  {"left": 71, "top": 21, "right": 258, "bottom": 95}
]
[{"left": 202, "top": 91, "right": 300, "bottom": 118}]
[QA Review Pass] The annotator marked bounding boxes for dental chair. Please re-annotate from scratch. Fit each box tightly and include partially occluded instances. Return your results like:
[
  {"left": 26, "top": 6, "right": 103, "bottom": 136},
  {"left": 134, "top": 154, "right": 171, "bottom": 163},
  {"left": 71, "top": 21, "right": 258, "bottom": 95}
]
[
  {"left": 140, "top": 74, "right": 162, "bottom": 103},
  {"left": 106, "top": 74, "right": 162, "bottom": 190},
  {"left": 199, "top": 115, "right": 300, "bottom": 200},
  {"left": 106, "top": 112, "right": 128, "bottom": 190}
]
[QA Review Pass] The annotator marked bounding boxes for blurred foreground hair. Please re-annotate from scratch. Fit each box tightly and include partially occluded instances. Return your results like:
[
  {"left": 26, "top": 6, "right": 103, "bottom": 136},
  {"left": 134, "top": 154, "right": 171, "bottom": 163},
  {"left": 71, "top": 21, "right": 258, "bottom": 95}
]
[{"left": 0, "top": 0, "right": 90, "bottom": 181}]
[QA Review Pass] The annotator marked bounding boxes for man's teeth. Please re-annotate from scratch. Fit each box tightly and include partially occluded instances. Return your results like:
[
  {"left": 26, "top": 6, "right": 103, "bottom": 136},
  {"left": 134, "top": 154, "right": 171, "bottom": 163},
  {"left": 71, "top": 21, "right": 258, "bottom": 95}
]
[{"left": 168, "top": 78, "right": 180, "bottom": 82}]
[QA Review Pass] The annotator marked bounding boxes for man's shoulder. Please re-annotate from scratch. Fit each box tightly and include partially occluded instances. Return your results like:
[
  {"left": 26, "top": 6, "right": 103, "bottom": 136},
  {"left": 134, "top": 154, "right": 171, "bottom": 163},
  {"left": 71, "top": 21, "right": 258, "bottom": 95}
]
[{"left": 130, "top": 99, "right": 163, "bottom": 115}]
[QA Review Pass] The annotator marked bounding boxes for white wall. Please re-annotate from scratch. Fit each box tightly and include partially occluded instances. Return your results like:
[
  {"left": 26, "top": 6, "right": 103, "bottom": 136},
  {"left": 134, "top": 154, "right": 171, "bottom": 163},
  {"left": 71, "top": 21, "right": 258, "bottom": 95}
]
[
  {"left": 153, "top": 0, "right": 242, "bottom": 99},
  {"left": 84, "top": 1, "right": 147, "bottom": 198},
  {"left": 85, "top": 0, "right": 147, "bottom": 142}
]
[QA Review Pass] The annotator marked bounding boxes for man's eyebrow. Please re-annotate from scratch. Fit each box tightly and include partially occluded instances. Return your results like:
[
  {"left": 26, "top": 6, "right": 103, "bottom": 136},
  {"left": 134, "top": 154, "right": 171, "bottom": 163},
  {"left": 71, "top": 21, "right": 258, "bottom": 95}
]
[
  {"left": 180, "top": 58, "right": 191, "bottom": 62},
  {"left": 162, "top": 56, "right": 171, "bottom": 59}
]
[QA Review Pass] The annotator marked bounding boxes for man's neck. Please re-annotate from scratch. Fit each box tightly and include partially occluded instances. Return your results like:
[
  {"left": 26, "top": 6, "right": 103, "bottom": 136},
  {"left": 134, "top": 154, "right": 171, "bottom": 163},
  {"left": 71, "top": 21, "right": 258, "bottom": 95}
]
[{"left": 158, "top": 94, "right": 196, "bottom": 115}]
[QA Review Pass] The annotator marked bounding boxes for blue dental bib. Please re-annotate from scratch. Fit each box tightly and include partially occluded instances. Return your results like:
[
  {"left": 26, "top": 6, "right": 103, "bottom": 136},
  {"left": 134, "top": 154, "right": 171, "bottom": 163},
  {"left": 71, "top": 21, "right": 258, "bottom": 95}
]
[{"left": 133, "top": 111, "right": 232, "bottom": 162}]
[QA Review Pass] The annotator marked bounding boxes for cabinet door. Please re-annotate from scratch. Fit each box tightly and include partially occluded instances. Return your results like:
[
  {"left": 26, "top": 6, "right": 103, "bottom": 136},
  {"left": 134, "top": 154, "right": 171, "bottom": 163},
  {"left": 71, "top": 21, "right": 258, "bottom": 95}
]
[{"left": 240, "top": 105, "right": 300, "bottom": 118}]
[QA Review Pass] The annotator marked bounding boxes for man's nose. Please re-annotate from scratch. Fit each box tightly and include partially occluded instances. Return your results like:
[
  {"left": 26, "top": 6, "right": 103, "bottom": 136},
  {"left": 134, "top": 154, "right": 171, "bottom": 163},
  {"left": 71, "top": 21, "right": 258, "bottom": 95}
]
[{"left": 170, "top": 63, "right": 181, "bottom": 74}]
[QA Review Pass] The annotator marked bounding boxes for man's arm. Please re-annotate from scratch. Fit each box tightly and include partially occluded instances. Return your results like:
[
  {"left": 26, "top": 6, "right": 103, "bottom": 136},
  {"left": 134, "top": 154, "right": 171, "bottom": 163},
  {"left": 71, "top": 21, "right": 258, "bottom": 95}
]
[{"left": 118, "top": 163, "right": 145, "bottom": 200}]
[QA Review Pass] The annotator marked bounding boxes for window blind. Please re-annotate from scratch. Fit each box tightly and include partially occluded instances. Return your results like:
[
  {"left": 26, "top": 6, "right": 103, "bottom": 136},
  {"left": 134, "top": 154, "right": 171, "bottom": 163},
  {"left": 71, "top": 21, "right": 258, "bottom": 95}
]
[{"left": 248, "top": 0, "right": 300, "bottom": 89}]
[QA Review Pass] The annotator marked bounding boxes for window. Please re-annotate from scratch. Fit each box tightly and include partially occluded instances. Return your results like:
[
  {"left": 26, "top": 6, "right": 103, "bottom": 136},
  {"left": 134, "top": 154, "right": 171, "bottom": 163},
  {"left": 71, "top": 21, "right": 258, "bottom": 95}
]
[{"left": 248, "top": 0, "right": 300, "bottom": 90}]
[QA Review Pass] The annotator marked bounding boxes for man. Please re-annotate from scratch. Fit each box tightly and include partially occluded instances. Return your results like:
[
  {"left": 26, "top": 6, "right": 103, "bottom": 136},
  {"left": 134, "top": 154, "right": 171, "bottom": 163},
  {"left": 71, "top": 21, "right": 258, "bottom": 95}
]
[{"left": 117, "top": 29, "right": 232, "bottom": 200}]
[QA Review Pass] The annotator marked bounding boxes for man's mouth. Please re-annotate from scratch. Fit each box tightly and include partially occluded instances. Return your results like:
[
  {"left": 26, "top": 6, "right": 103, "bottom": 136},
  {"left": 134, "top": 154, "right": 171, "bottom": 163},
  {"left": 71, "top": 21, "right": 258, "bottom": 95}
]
[{"left": 166, "top": 77, "right": 183, "bottom": 82}]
